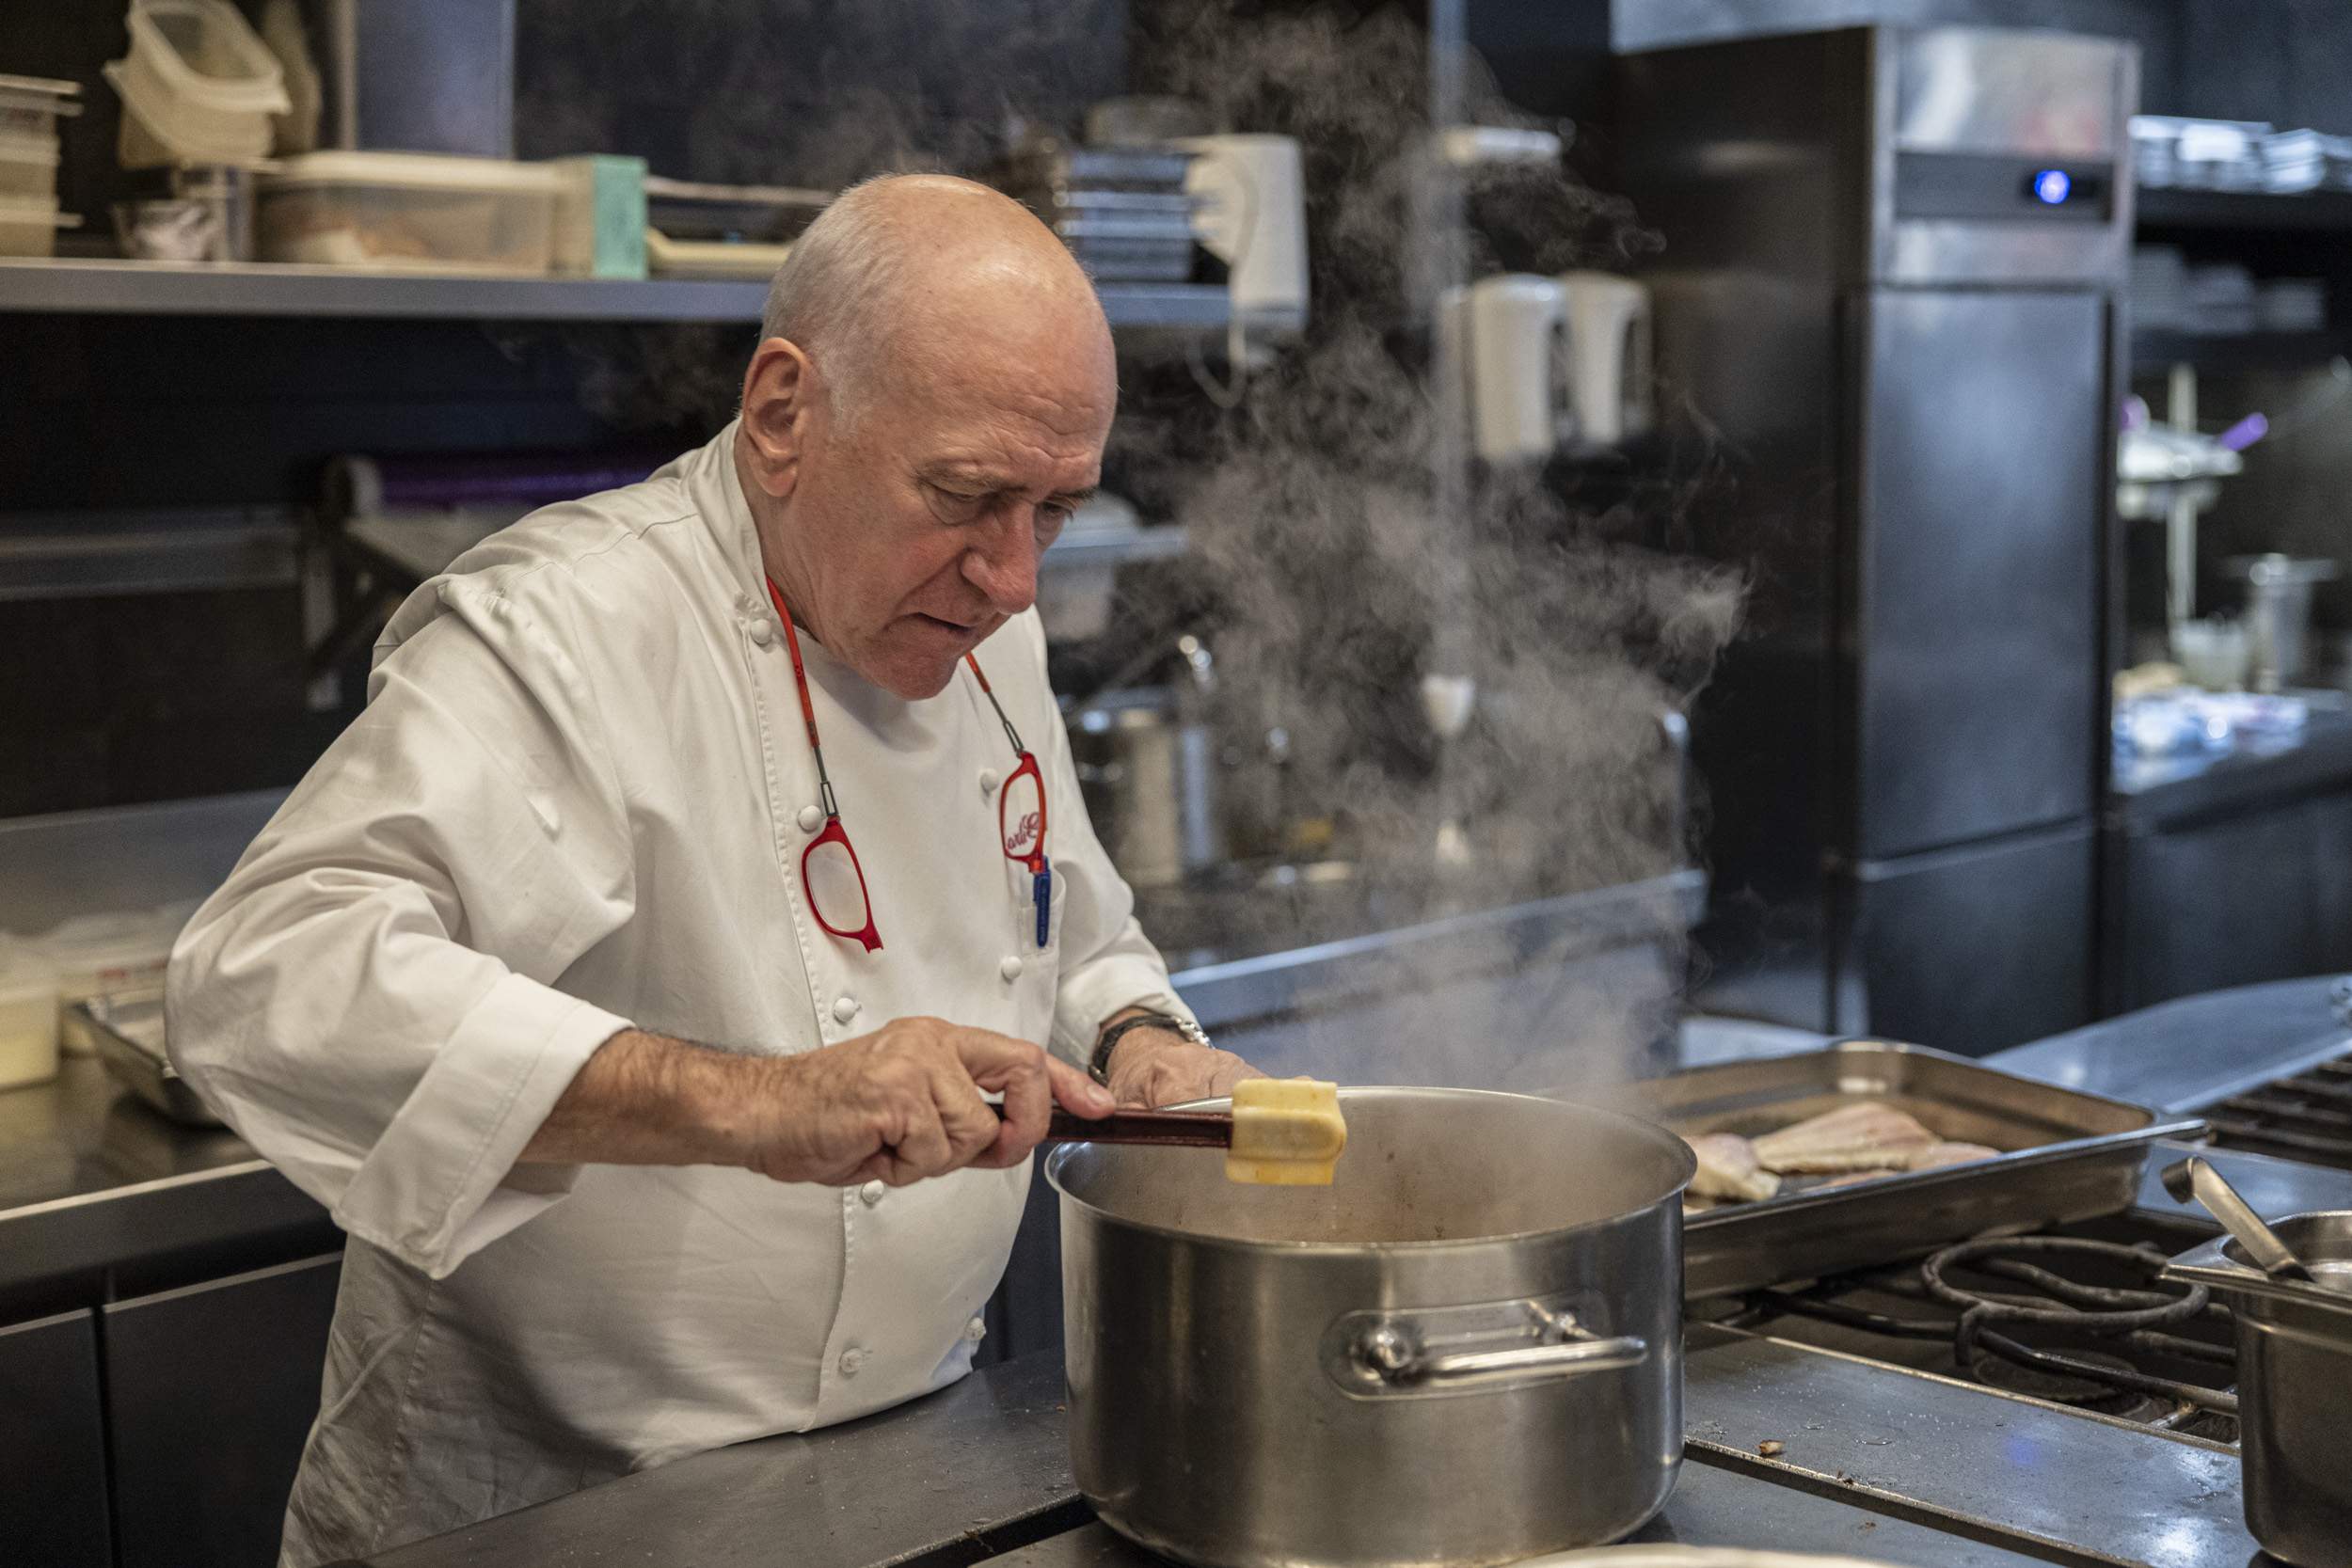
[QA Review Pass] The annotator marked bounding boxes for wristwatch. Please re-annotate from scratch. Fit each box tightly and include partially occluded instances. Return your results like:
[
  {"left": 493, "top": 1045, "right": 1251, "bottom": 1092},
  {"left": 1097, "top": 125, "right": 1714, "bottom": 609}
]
[{"left": 1089, "top": 1010, "right": 1213, "bottom": 1086}]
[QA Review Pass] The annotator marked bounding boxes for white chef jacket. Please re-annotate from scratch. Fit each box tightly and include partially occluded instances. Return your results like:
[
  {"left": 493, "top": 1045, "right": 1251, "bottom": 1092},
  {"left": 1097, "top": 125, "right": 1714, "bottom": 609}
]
[{"left": 164, "top": 421, "right": 1193, "bottom": 1567}]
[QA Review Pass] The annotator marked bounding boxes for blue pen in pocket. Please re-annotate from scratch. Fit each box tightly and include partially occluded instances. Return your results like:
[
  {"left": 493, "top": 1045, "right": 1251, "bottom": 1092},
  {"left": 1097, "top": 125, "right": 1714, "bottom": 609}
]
[{"left": 1033, "top": 861, "right": 1053, "bottom": 948}]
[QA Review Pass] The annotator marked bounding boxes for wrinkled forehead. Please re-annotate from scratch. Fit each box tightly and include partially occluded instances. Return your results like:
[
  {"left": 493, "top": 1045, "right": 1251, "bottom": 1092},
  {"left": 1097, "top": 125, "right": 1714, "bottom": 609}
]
[{"left": 877, "top": 298, "right": 1117, "bottom": 458}]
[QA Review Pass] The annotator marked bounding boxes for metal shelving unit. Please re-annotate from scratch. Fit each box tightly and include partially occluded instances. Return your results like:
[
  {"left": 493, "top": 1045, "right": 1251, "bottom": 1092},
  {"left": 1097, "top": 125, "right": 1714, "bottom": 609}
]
[
  {"left": 0, "top": 257, "right": 1232, "bottom": 328},
  {"left": 2136, "top": 187, "right": 2352, "bottom": 232},
  {"left": 2129, "top": 327, "right": 2344, "bottom": 373}
]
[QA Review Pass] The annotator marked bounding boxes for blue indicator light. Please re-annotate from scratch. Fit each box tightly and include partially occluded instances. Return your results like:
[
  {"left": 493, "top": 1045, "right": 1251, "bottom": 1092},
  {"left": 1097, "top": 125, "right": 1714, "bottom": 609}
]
[{"left": 2033, "top": 168, "right": 2073, "bottom": 205}]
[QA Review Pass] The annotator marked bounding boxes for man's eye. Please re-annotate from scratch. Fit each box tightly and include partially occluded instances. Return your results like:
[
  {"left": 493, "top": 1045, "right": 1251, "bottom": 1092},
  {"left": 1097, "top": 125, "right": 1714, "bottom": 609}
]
[
  {"left": 1038, "top": 504, "right": 1073, "bottom": 536},
  {"left": 930, "top": 486, "right": 986, "bottom": 519}
]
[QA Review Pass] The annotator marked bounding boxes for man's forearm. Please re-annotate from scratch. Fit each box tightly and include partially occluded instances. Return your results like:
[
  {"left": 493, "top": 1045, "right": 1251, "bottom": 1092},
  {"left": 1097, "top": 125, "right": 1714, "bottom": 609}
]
[{"left": 517, "top": 1028, "right": 764, "bottom": 1167}]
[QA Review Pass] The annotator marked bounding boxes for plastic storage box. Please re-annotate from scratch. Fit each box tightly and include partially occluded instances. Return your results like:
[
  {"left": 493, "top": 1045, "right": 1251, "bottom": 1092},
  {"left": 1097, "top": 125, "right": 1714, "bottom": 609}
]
[
  {"left": 31, "top": 902, "right": 194, "bottom": 1055},
  {"left": 105, "top": 0, "right": 288, "bottom": 167},
  {"left": 0, "top": 939, "right": 59, "bottom": 1091},
  {"left": 257, "top": 152, "right": 563, "bottom": 273},
  {"left": 0, "top": 132, "right": 58, "bottom": 200},
  {"left": 0, "top": 74, "right": 83, "bottom": 142},
  {"left": 0, "top": 197, "right": 75, "bottom": 258}
]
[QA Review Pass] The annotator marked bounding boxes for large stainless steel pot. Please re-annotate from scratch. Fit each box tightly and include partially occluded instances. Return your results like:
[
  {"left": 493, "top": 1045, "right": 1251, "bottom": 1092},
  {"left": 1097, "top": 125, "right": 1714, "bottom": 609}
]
[
  {"left": 2167, "top": 1212, "right": 2352, "bottom": 1568},
  {"left": 1046, "top": 1086, "right": 1693, "bottom": 1568}
]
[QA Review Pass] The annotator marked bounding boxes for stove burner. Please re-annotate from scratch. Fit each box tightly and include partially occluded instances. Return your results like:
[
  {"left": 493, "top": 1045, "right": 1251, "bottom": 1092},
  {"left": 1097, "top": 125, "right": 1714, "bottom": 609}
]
[{"left": 1920, "top": 1237, "right": 2239, "bottom": 1418}]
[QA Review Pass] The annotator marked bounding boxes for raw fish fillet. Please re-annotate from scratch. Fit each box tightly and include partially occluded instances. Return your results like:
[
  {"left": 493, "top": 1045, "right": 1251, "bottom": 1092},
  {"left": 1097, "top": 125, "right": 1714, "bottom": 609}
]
[
  {"left": 1903, "top": 1140, "right": 1999, "bottom": 1171},
  {"left": 1685, "top": 1132, "right": 1783, "bottom": 1202},
  {"left": 1751, "top": 1101, "right": 1936, "bottom": 1174}
]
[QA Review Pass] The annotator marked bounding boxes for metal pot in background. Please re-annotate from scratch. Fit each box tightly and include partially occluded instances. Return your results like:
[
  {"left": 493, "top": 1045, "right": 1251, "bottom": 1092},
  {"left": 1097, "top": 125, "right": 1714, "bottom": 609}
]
[
  {"left": 1068, "top": 636, "right": 1225, "bottom": 887},
  {"left": 1071, "top": 689, "right": 1222, "bottom": 886},
  {"left": 2166, "top": 1212, "right": 2352, "bottom": 1567},
  {"left": 1048, "top": 1087, "right": 1692, "bottom": 1568},
  {"left": 2229, "top": 553, "right": 2340, "bottom": 693}
]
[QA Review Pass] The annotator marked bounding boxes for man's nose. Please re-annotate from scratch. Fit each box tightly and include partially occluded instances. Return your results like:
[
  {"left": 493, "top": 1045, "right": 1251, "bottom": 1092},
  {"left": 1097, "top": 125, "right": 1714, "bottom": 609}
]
[{"left": 963, "top": 515, "right": 1041, "bottom": 614}]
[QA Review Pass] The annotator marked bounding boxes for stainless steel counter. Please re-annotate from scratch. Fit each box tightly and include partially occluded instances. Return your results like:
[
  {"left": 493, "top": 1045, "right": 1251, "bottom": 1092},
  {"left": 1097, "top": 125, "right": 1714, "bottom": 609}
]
[
  {"left": 0, "top": 1058, "right": 330, "bottom": 1309},
  {"left": 363, "top": 1332, "right": 2262, "bottom": 1568},
  {"left": 1987, "top": 974, "right": 2352, "bottom": 1113},
  {"left": 0, "top": 873, "right": 1699, "bottom": 1314},
  {"left": 2112, "top": 701, "right": 2352, "bottom": 827}
]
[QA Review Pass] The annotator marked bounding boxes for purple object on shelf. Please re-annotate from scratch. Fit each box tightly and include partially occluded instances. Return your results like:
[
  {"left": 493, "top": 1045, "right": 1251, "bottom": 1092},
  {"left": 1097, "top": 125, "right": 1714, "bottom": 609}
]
[
  {"left": 2218, "top": 412, "right": 2269, "bottom": 451},
  {"left": 369, "top": 452, "right": 670, "bottom": 512}
]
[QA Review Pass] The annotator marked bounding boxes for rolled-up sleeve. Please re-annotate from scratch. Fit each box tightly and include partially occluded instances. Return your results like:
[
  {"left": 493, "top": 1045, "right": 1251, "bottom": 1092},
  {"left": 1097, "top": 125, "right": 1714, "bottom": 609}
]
[
  {"left": 167, "top": 579, "right": 635, "bottom": 1278},
  {"left": 1013, "top": 620, "right": 1198, "bottom": 1064}
]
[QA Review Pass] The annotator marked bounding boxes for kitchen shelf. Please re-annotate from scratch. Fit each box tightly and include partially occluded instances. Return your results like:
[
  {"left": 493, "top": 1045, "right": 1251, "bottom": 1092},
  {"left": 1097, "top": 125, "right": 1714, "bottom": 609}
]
[
  {"left": 2130, "top": 327, "right": 2344, "bottom": 373},
  {"left": 2136, "top": 186, "right": 2352, "bottom": 233},
  {"left": 0, "top": 258, "right": 1232, "bottom": 329}
]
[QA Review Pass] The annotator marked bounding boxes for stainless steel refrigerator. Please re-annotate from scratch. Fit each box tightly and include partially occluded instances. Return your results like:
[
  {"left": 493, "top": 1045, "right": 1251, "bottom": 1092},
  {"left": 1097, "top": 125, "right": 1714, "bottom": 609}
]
[{"left": 1613, "top": 26, "right": 2136, "bottom": 1053}]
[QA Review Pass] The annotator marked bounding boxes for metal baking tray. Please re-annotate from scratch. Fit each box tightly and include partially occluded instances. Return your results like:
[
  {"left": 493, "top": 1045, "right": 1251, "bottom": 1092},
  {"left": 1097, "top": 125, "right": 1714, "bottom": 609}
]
[
  {"left": 74, "top": 987, "right": 222, "bottom": 1127},
  {"left": 1597, "top": 1040, "right": 2205, "bottom": 1298}
]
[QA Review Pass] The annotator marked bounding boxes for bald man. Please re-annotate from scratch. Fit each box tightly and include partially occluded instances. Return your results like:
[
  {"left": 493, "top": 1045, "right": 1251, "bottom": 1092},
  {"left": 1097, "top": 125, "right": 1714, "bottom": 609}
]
[{"left": 166, "top": 176, "right": 1259, "bottom": 1566}]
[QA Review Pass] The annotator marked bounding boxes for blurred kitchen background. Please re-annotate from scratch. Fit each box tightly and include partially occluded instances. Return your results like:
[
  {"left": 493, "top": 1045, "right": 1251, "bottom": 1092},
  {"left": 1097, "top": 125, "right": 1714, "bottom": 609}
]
[{"left": 10, "top": 2, "right": 2352, "bottom": 1563}]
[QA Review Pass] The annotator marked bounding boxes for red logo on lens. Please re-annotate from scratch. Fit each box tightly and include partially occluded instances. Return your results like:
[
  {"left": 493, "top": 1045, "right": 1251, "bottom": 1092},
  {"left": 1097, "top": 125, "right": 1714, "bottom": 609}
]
[{"left": 1006, "top": 811, "right": 1041, "bottom": 855}]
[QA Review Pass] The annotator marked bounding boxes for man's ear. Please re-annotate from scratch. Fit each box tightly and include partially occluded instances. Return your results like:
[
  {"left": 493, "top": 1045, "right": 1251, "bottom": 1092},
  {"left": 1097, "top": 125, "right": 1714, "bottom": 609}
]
[{"left": 739, "top": 339, "right": 819, "bottom": 499}]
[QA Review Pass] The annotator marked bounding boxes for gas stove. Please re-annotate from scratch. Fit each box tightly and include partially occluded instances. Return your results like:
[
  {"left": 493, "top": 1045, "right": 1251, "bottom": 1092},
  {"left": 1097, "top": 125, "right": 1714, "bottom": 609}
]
[
  {"left": 2205, "top": 1047, "right": 2352, "bottom": 1170},
  {"left": 1696, "top": 1212, "right": 2243, "bottom": 1445}
]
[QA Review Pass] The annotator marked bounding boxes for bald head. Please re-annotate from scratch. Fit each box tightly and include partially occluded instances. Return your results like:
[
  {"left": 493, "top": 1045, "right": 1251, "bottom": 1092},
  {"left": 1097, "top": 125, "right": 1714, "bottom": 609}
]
[
  {"left": 736, "top": 174, "right": 1120, "bottom": 699},
  {"left": 758, "top": 174, "right": 1112, "bottom": 424}
]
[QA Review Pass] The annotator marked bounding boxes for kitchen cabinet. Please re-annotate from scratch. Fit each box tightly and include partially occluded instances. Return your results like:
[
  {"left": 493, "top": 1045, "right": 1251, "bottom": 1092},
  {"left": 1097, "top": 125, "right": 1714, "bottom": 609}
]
[
  {"left": 2110, "top": 789, "right": 2352, "bottom": 1012},
  {"left": 1844, "top": 823, "right": 2097, "bottom": 1054},
  {"left": 103, "top": 1252, "right": 341, "bottom": 1568},
  {"left": 0, "top": 1308, "right": 111, "bottom": 1568}
]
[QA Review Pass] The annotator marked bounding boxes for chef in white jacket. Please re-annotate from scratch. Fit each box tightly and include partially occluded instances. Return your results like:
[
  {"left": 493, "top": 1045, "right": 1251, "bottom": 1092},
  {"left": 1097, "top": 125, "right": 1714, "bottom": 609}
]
[{"left": 165, "top": 174, "right": 1262, "bottom": 1567}]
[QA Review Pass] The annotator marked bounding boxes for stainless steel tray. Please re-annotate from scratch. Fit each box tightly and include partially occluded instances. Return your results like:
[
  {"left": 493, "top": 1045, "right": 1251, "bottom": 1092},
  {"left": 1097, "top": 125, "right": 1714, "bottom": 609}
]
[
  {"left": 76, "top": 988, "right": 222, "bottom": 1127},
  {"left": 1597, "top": 1040, "right": 2205, "bottom": 1297}
]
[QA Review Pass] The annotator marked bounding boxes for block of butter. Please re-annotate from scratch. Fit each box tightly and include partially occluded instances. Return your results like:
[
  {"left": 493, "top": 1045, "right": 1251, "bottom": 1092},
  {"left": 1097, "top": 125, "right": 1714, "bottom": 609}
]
[{"left": 1226, "top": 1077, "right": 1347, "bottom": 1185}]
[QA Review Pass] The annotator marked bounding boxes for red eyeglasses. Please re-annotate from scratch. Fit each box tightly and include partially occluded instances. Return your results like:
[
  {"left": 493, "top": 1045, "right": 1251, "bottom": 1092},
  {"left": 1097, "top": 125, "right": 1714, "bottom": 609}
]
[{"left": 765, "top": 578, "right": 1052, "bottom": 954}]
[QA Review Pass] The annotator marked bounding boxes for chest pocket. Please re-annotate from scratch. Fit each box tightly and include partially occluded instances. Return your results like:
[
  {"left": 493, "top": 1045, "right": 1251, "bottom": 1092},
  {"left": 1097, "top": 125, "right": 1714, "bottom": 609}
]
[{"left": 1004, "top": 862, "right": 1066, "bottom": 1048}]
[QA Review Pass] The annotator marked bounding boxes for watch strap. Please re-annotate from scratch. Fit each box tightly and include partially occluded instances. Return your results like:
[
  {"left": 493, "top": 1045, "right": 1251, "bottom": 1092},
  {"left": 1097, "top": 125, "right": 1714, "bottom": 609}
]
[{"left": 1089, "top": 1010, "right": 1210, "bottom": 1085}]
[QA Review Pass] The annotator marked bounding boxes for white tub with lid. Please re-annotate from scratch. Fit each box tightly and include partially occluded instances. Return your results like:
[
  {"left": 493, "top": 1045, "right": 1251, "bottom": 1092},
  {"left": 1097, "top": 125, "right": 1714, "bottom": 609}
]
[
  {"left": 0, "top": 132, "right": 59, "bottom": 201},
  {"left": 105, "top": 0, "right": 289, "bottom": 166},
  {"left": 31, "top": 902, "right": 195, "bottom": 1054},
  {"left": 0, "top": 196, "right": 77, "bottom": 259},
  {"left": 0, "top": 939, "right": 59, "bottom": 1090},
  {"left": 258, "top": 152, "right": 564, "bottom": 274},
  {"left": 0, "top": 74, "right": 82, "bottom": 144}
]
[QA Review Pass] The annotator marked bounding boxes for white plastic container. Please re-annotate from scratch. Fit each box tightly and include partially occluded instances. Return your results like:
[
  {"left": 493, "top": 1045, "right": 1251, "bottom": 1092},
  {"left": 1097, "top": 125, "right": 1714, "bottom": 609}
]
[
  {"left": 0, "top": 132, "right": 58, "bottom": 200},
  {"left": 0, "top": 74, "right": 84, "bottom": 143},
  {"left": 0, "top": 197, "right": 76, "bottom": 259},
  {"left": 257, "top": 152, "right": 563, "bottom": 274},
  {"left": 31, "top": 903, "right": 194, "bottom": 1055},
  {"left": 106, "top": 0, "right": 290, "bottom": 167},
  {"left": 0, "top": 940, "right": 60, "bottom": 1090}
]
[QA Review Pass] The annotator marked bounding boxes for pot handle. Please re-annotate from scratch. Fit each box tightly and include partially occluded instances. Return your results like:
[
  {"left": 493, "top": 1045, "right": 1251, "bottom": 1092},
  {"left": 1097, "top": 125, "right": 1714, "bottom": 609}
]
[{"left": 1325, "top": 1297, "right": 1649, "bottom": 1399}]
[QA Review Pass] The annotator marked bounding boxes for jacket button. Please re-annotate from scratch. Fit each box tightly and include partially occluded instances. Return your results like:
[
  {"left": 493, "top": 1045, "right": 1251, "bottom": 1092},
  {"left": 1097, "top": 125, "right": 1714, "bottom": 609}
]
[
  {"left": 963, "top": 1316, "right": 988, "bottom": 1344},
  {"left": 833, "top": 994, "right": 860, "bottom": 1023},
  {"left": 999, "top": 956, "right": 1024, "bottom": 982},
  {"left": 748, "top": 617, "right": 775, "bottom": 646},
  {"left": 860, "top": 1180, "right": 885, "bottom": 1206},
  {"left": 797, "top": 804, "right": 823, "bottom": 833},
  {"left": 838, "top": 1345, "right": 867, "bottom": 1377},
  {"left": 978, "top": 768, "right": 1000, "bottom": 796}
]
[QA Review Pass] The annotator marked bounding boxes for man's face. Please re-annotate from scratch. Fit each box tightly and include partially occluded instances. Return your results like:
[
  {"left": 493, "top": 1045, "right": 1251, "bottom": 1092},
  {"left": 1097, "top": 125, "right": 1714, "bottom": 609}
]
[{"left": 769, "top": 318, "right": 1115, "bottom": 699}]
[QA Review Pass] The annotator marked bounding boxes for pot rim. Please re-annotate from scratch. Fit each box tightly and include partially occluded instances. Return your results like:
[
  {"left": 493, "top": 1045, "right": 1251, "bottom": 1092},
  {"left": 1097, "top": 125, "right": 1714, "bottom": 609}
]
[{"left": 1043, "top": 1084, "right": 1696, "bottom": 1256}]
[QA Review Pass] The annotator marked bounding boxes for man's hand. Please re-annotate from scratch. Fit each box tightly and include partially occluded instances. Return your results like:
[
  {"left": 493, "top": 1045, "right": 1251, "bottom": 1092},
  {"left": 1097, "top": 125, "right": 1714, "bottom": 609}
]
[
  {"left": 745, "top": 1017, "right": 1112, "bottom": 1185},
  {"left": 519, "top": 1020, "right": 1111, "bottom": 1186},
  {"left": 1102, "top": 1021, "right": 1264, "bottom": 1108}
]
